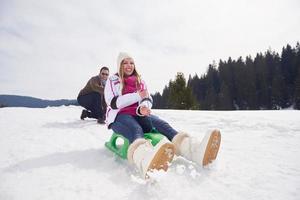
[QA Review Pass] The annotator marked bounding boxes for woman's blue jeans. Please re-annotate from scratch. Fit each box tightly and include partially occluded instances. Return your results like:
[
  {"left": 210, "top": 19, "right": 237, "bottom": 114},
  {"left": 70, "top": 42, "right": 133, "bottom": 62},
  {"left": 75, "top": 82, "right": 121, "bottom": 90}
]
[{"left": 110, "top": 114, "right": 178, "bottom": 143}]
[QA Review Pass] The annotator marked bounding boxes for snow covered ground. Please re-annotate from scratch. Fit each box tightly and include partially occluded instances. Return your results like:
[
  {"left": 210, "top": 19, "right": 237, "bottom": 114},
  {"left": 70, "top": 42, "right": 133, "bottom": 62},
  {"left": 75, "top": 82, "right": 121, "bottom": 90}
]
[{"left": 0, "top": 106, "right": 300, "bottom": 200}]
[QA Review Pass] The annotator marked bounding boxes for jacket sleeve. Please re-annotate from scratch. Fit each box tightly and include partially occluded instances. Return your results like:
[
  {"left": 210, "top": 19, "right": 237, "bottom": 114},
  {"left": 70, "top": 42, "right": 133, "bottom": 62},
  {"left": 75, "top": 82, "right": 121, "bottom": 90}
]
[
  {"left": 104, "top": 77, "right": 141, "bottom": 110},
  {"left": 89, "top": 77, "right": 104, "bottom": 94}
]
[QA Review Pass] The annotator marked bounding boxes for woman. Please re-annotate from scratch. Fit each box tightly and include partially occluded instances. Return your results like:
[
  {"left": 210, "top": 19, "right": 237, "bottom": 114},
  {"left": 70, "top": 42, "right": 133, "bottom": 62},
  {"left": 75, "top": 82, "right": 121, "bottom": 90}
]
[{"left": 104, "top": 52, "right": 221, "bottom": 178}]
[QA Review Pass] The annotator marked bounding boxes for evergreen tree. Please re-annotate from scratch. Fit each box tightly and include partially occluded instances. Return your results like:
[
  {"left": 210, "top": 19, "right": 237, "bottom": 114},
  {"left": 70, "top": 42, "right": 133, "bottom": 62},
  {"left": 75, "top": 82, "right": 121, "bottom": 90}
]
[
  {"left": 218, "top": 57, "right": 238, "bottom": 109},
  {"left": 218, "top": 83, "right": 232, "bottom": 110},
  {"left": 233, "top": 56, "right": 249, "bottom": 109},
  {"left": 204, "top": 64, "right": 220, "bottom": 109},
  {"left": 294, "top": 42, "right": 300, "bottom": 109},
  {"left": 294, "top": 70, "right": 300, "bottom": 109},
  {"left": 151, "top": 92, "right": 163, "bottom": 109},
  {"left": 268, "top": 52, "right": 284, "bottom": 109},
  {"left": 161, "top": 85, "right": 171, "bottom": 109},
  {"left": 244, "top": 56, "right": 258, "bottom": 109},
  {"left": 168, "top": 72, "right": 198, "bottom": 109},
  {"left": 281, "top": 44, "right": 297, "bottom": 107},
  {"left": 254, "top": 53, "right": 270, "bottom": 109}
]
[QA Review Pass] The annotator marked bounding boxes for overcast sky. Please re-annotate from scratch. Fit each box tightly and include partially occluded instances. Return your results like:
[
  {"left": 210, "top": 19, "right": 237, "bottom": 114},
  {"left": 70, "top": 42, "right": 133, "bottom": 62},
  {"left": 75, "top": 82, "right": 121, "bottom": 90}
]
[{"left": 1, "top": 0, "right": 300, "bottom": 99}]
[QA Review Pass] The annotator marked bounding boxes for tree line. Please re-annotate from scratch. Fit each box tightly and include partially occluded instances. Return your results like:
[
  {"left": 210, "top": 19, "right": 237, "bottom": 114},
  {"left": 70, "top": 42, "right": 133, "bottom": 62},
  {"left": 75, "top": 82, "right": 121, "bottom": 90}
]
[{"left": 151, "top": 43, "right": 300, "bottom": 110}]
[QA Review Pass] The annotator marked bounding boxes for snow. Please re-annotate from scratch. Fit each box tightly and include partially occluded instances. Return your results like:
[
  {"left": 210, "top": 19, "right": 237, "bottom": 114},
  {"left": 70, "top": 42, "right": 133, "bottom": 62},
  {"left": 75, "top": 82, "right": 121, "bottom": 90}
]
[{"left": 0, "top": 106, "right": 300, "bottom": 200}]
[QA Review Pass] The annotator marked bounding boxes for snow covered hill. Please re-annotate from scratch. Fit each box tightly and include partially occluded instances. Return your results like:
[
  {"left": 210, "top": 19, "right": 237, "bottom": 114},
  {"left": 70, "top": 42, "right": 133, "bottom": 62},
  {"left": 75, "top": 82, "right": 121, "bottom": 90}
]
[{"left": 0, "top": 106, "right": 300, "bottom": 200}]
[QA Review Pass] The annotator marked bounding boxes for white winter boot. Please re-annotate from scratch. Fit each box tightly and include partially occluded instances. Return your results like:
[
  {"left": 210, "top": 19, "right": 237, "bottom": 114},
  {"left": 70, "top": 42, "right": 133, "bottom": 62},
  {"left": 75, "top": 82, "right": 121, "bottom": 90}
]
[
  {"left": 127, "top": 137, "right": 175, "bottom": 178},
  {"left": 172, "top": 130, "right": 221, "bottom": 166}
]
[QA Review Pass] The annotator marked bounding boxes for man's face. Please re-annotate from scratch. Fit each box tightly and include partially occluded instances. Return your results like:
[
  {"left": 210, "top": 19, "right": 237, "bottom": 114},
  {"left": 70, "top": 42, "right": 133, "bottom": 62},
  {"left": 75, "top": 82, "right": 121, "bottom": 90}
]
[{"left": 100, "top": 69, "right": 109, "bottom": 80}]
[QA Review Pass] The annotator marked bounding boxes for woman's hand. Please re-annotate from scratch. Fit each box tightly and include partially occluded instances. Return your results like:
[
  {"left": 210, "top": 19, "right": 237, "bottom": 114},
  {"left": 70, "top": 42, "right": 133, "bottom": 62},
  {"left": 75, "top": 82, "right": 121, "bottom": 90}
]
[
  {"left": 138, "top": 89, "right": 149, "bottom": 99},
  {"left": 139, "top": 106, "right": 151, "bottom": 116}
]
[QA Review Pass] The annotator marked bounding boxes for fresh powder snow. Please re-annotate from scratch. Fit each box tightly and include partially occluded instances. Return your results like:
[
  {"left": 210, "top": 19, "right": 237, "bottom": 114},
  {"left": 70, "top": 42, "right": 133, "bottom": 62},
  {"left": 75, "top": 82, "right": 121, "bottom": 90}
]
[{"left": 0, "top": 106, "right": 299, "bottom": 200}]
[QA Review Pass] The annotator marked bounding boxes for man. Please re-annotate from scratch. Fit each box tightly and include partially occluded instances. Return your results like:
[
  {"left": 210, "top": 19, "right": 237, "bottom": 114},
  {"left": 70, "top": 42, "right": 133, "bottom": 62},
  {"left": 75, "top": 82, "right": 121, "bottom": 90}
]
[{"left": 77, "top": 66, "right": 109, "bottom": 124}]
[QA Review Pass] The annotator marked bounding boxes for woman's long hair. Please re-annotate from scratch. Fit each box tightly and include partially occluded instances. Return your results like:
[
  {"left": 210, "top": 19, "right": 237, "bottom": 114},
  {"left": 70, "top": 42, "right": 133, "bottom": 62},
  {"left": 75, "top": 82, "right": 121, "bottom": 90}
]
[{"left": 118, "top": 60, "right": 141, "bottom": 94}]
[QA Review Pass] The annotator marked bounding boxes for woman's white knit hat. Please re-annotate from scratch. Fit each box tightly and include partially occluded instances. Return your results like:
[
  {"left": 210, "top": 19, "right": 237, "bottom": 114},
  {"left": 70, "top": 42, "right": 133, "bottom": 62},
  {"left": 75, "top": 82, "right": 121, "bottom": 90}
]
[{"left": 117, "top": 52, "right": 133, "bottom": 71}]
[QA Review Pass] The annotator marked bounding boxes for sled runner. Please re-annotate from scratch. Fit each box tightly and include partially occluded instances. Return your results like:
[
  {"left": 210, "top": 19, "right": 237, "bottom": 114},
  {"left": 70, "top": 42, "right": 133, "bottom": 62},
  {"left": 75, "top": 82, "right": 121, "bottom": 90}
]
[{"left": 105, "top": 131, "right": 164, "bottom": 159}]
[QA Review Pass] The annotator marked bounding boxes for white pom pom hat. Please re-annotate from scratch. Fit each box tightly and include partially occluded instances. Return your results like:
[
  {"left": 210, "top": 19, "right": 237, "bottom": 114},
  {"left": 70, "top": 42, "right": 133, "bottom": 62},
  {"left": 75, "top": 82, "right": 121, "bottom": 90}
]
[{"left": 117, "top": 52, "right": 134, "bottom": 72}]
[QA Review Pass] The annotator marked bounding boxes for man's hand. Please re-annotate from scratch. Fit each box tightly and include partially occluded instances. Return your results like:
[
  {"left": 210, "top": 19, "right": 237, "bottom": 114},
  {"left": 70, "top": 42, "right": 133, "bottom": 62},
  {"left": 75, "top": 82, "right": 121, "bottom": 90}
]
[{"left": 139, "top": 106, "right": 151, "bottom": 116}]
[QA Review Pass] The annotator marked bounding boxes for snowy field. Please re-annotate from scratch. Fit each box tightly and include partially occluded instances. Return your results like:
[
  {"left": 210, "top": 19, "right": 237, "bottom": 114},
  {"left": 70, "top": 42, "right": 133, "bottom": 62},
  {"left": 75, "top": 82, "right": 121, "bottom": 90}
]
[{"left": 0, "top": 106, "right": 300, "bottom": 200}]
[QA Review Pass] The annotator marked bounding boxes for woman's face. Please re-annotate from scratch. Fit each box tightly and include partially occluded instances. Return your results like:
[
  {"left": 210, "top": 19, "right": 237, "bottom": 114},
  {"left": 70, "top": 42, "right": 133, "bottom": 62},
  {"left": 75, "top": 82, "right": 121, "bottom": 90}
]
[{"left": 122, "top": 58, "right": 135, "bottom": 76}]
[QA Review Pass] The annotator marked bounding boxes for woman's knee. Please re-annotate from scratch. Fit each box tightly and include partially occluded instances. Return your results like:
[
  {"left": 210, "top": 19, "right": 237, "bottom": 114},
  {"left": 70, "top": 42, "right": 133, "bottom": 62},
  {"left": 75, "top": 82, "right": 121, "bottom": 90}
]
[
  {"left": 151, "top": 115, "right": 169, "bottom": 128},
  {"left": 114, "top": 115, "right": 144, "bottom": 142},
  {"left": 131, "top": 124, "right": 144, "bottom": 136}
]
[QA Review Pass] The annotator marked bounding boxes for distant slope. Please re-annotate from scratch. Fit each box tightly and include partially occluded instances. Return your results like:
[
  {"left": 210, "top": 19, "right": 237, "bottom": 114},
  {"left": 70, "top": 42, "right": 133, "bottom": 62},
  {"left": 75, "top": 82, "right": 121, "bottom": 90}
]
[{"left": 0, "top": 95, "right": 78, "bottom": 108}]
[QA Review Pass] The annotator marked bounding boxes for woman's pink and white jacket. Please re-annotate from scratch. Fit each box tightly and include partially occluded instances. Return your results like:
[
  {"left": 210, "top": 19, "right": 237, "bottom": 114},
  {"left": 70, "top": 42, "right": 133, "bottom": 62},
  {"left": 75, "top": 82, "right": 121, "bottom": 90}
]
[{"left": 104, "top": 74, "right": 153, "bottom": 127}]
